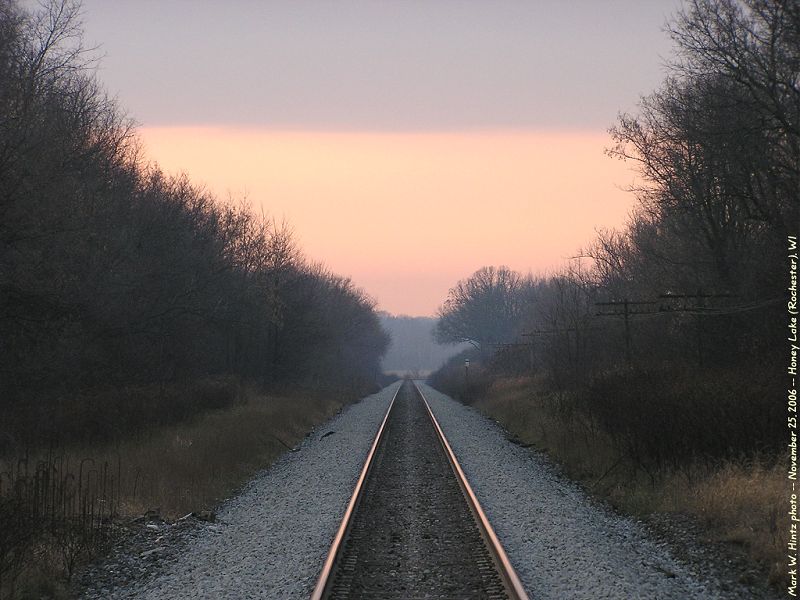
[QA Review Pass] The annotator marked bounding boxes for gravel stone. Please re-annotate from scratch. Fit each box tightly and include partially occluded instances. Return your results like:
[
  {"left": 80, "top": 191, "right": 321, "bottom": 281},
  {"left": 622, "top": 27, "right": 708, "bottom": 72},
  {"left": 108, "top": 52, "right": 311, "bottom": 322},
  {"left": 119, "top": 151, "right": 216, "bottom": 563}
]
[
  {"left": 416, "top": 381, "right": 780, "bottom": 600},
  {"left": 78, "top": 381, "right": 402, "bottom": 600}
]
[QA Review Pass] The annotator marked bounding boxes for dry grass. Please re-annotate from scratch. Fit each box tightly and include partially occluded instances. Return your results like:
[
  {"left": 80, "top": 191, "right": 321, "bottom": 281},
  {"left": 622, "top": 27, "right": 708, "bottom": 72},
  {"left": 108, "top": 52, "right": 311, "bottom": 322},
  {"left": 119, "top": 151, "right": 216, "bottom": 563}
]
[
  {"left": 0, "top": 384, "right": 348, "bottom": 598},
  {"left": 472, "top": 377, "right": 619, "bottom": 483},
  {"left": 665, "top": 461, "right": 786, "bottom": 584},
  {"left": 472, "top": 376, "right": 786, "bottom": 588},
  {"left": 96, "top": 384, "right": 345, "bottom": 518}
]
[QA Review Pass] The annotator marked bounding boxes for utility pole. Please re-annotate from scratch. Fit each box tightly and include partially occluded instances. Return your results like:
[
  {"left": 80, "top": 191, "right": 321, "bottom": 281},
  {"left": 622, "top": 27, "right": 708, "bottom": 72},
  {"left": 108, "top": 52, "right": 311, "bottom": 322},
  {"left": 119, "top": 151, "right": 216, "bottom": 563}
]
[
  {"left": 520, "top": 326, "right": 599, "bottom": 378},
  {"left": 658, "top": 291, "right": 735, "bottom": 367},
  {"left": 593, "top": 292, "right": 738, "bottom": 367},
  {"left": 696, "top": 289, "right": 705, "bottom": 368},
  {"left": 623, "top": 299, "right": 630, "bottom": 365},
  {"left": 520, "top": 333, "right": 535, "bottom": 372},
  {"left": 595, "top": 299, "right": 658, "bottom": 365}
]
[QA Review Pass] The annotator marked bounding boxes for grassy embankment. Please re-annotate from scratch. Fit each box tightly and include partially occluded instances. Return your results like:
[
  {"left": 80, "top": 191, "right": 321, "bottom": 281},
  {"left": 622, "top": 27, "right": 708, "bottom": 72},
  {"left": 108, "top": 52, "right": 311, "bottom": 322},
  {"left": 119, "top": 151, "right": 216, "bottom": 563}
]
[
  {"left": 0, "top": 382, "right": 356, "bottom": 599},
  {"left": 468, "top": 375, "right": 785, "bottom": 587},
  {"left": 101, "top": 385, "right": 345, "bottom": 517}
]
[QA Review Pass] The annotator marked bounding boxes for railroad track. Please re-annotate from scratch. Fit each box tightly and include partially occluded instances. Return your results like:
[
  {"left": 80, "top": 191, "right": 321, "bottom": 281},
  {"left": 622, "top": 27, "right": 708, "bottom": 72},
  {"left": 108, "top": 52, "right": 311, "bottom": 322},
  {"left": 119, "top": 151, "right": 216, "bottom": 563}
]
[{"left": 311, "top": 379, "right": 529, "bottom": 600}]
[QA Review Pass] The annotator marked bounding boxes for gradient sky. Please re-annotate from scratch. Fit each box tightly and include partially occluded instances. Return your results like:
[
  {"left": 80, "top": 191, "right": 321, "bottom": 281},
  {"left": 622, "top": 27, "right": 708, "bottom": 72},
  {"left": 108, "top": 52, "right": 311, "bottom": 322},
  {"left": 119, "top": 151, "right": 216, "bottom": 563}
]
[{"left": 72, "top": 0, "right": 684, "bottom": 316}]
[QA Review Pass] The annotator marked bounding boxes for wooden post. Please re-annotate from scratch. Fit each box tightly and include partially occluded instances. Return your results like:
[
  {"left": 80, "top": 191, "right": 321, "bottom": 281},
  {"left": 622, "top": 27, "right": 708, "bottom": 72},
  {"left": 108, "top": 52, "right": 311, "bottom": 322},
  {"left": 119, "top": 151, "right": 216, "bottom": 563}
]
[
  {"left": 696, "top": 288, "right": 704, "bottom": 368},
  {"left": 623, "top": 298, "right": 631, "bottom": 366},
  {"left": 529, "top": 338, "right": 535, "bottom": 373}
]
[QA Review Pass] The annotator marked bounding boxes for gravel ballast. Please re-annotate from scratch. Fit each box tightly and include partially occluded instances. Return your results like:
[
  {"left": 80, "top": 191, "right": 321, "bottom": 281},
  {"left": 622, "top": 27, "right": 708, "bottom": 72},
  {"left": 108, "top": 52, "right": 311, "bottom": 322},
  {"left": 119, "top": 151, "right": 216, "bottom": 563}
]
[
  {"left": 80, "top": 381, "right": 401, "bottom": 600},
  {"left": 80, "top": 379, "right": 778, "bottom": 599},
  {"left": 416, "top": 381, "right": 777, "bottom": 600},
  {"left": 326, "top": 381, "right": 507, "bottom": 599}
]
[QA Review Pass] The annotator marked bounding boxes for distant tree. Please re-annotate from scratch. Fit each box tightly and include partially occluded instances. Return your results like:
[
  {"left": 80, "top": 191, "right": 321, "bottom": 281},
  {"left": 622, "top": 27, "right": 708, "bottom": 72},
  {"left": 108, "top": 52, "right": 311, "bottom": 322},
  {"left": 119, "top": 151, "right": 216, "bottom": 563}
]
[{"left": 434, "top": 266, "right": 531, "bottom": 353}]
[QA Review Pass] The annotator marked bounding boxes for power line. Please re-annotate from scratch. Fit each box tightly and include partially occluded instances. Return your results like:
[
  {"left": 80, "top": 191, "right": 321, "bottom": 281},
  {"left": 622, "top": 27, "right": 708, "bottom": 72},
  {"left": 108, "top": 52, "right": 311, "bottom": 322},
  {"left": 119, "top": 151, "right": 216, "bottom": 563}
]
[{"left": 594, "top": 293, "right": 783, "bottom": 367}]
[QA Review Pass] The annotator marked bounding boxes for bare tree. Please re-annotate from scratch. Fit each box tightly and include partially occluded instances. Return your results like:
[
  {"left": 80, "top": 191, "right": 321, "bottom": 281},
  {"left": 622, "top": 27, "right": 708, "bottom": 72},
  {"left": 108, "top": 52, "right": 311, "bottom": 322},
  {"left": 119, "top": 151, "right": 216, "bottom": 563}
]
[
  {"left": 434, "top": 266, "right": 531, "bottom": 354},
  {"left": 609, "top": 0, "right": 798, "bottom": 298}
]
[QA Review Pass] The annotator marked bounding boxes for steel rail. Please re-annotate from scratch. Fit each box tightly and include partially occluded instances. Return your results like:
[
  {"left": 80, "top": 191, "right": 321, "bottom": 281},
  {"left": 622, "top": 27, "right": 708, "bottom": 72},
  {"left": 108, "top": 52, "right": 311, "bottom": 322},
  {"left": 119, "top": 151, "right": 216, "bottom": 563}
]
[
  {"left": 309, "top": 381, "right": 402, "bottom": 600},
  {"left": 413, "top": 380, "right": 531, "bottom": 600}
]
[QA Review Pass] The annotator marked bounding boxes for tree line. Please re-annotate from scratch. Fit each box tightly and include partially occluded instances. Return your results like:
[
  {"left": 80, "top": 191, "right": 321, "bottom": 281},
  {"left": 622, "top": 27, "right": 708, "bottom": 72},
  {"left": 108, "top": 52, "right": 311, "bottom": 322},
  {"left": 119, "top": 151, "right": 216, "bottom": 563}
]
[
  {"left": 0, "top": 0, "right": 389, "bottom": 449},
  {"left": 432, "top": 0, "right": 798, "bottom": 470}
]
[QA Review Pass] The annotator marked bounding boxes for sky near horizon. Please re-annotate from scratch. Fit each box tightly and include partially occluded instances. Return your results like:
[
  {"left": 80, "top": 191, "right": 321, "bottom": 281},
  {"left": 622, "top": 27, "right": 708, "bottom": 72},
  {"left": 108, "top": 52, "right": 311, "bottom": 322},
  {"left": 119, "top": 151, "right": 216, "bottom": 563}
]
[{"left": 73, "top": 0, "right": 684, "bottom": 316}]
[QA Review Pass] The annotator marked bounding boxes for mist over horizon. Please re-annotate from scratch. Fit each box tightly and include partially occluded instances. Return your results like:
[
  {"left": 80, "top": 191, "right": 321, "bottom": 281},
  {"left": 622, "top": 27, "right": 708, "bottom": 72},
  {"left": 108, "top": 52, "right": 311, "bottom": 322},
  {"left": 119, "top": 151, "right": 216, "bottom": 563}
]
[{"left": 379, "top": 312, "right": 470, "bottom": 374}]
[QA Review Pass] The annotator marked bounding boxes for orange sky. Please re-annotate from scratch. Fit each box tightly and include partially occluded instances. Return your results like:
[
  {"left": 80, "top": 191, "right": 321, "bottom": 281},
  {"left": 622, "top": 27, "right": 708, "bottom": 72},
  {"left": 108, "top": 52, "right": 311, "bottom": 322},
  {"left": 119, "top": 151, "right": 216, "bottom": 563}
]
[{"left": 139, "top": 128, "right": 636, "bottom": 316}]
